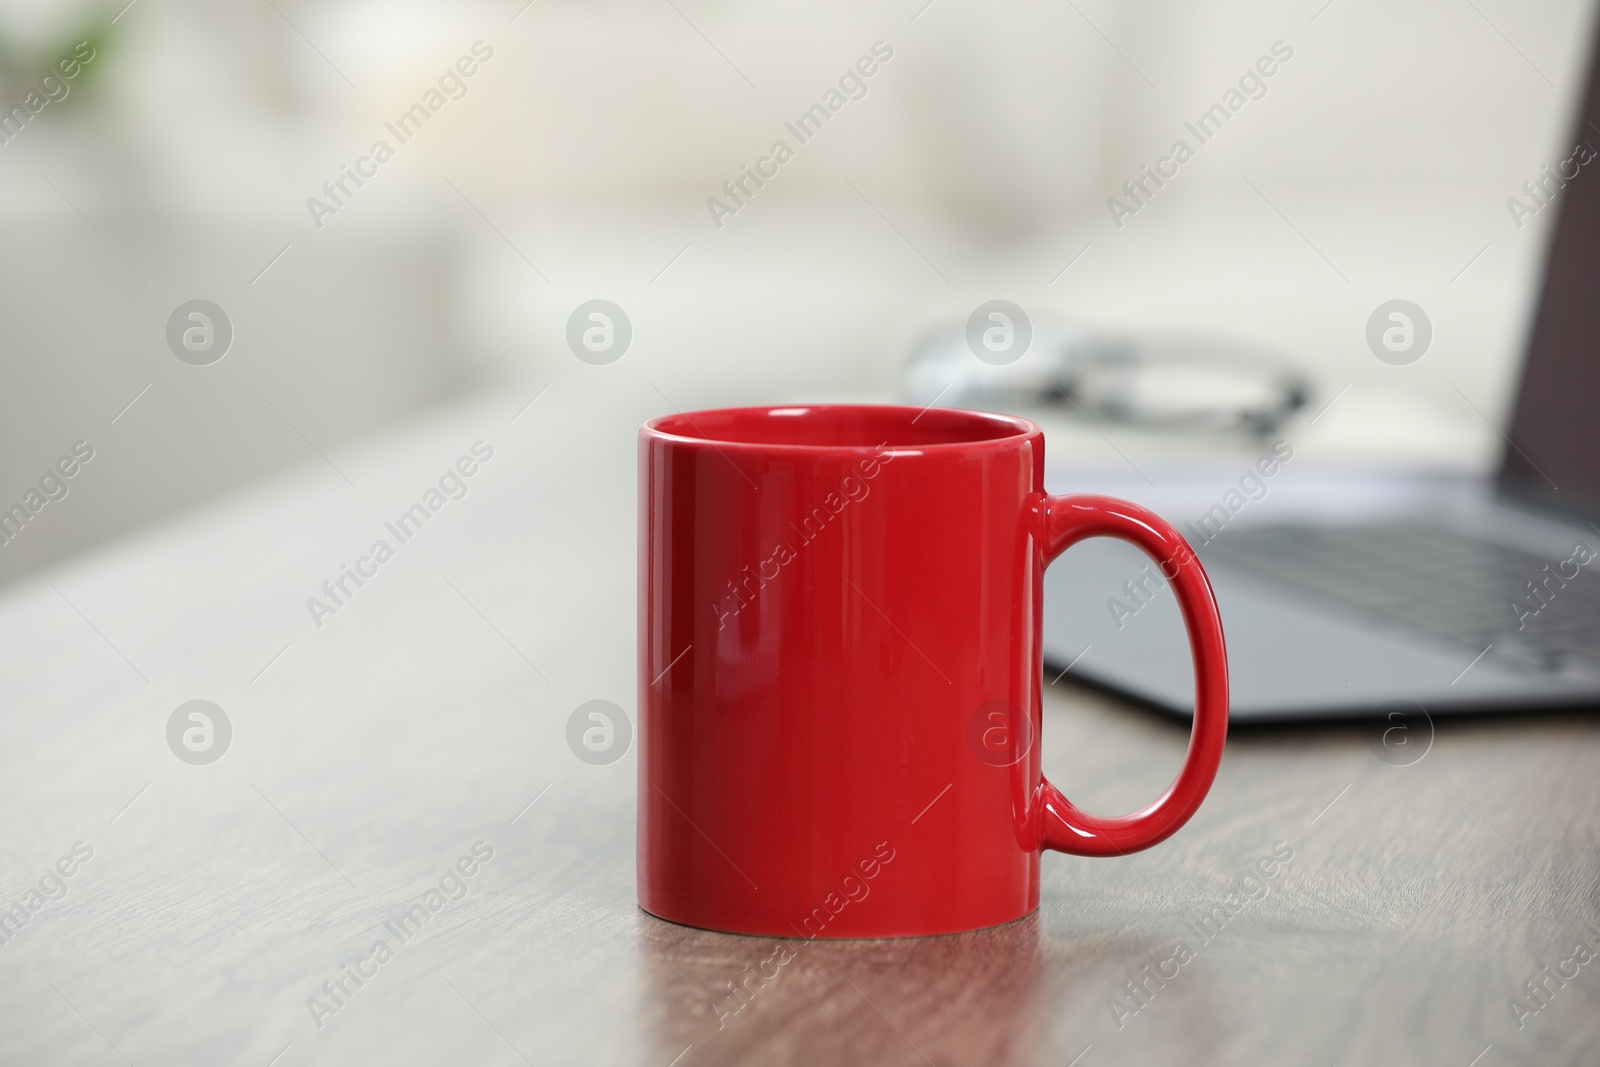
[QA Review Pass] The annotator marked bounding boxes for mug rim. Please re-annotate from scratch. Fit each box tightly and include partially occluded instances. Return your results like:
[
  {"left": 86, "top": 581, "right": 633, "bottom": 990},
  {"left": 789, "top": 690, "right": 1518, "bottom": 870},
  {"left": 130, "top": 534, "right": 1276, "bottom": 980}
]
[{"left": 642, "top": 403, "right": 1040, "bottom": 454}]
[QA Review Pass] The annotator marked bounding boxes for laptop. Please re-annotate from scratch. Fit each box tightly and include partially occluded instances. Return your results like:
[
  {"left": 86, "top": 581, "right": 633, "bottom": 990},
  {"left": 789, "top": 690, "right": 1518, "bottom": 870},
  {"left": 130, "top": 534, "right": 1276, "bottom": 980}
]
[{"left": 1040, "top": 30, "right": 1600, "bottom": 724}]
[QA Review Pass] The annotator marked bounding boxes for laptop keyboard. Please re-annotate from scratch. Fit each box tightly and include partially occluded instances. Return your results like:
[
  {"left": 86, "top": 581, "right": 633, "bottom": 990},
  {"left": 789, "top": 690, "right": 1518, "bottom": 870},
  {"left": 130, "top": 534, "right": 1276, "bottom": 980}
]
[{"left": 1199, "top": 521, "right": 1600, "bottom": 673}]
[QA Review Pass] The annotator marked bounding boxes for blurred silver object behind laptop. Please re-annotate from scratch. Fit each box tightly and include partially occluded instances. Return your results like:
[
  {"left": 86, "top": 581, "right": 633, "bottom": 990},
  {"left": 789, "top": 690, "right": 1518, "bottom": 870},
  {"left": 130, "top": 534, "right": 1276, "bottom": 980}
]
[{"left": 905, "top": 322, "right": 1309, "bottom": 440}]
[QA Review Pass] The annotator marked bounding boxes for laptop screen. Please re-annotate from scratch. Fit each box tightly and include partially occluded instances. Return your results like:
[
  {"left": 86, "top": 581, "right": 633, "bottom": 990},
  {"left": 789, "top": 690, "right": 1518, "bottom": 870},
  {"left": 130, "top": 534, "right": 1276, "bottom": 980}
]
[{"left": 1500, "top": 27, "right": 1600, "bottom": 519}]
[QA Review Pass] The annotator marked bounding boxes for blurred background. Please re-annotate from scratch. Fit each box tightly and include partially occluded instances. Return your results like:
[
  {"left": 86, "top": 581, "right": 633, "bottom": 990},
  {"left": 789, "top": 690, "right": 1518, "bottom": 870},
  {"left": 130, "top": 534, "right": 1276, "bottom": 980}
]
[{"left": 1, "top": 0, "right": 1594, "bottom": 583}]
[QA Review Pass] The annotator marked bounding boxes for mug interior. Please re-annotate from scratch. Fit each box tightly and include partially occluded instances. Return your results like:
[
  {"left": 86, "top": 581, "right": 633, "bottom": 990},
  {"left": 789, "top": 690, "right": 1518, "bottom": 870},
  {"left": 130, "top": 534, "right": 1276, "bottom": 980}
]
[{"left": 647, "top": 405, "right": 1035, "bottom": 449}]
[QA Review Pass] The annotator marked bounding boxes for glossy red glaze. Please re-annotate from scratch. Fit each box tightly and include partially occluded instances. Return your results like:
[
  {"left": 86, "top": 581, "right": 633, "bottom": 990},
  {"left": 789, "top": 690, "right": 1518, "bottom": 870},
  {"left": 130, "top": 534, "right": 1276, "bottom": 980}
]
[{"left": 638, "top": 405, "right": 1228, "bottom": 938}]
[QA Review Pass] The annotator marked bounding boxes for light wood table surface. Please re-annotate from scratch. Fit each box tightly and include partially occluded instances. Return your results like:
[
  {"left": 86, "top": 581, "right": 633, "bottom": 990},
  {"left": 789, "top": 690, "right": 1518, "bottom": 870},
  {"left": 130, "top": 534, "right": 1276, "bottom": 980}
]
[{"left": 1, "top": 391, "right": 1597, "bottom": 1067}]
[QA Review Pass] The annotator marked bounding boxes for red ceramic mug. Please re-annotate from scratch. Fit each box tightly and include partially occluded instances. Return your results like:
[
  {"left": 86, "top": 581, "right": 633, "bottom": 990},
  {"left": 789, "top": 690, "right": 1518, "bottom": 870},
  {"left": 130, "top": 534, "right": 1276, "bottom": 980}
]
[{"left": 638, "top": 404, "right": 1228, "bottom": 938}]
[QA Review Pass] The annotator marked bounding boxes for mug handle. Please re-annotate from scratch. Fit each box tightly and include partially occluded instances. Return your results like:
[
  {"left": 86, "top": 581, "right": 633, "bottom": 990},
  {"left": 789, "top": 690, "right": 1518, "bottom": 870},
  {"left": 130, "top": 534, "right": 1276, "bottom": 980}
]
[{"left": 1034, "top": 493, "right": 1230, "bottom": 856}]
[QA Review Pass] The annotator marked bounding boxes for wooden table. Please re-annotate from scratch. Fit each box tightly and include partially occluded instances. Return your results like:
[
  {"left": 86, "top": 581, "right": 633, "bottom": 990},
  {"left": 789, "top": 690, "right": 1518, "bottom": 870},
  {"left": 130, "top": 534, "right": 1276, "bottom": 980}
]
[{"left": 2, "top": 392, "right": 1596, "bottom": 1066}]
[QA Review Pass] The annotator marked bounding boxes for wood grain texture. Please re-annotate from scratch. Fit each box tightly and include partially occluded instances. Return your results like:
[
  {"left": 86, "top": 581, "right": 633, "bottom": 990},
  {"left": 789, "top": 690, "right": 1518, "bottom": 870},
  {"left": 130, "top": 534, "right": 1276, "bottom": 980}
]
[{"left": 0, "top": 393, "right": 1597, "bottom": 1066}]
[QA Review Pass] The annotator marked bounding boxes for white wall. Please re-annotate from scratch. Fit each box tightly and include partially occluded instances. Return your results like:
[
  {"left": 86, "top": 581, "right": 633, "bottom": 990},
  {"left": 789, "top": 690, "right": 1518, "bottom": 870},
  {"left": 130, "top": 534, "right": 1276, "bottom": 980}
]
[{"left": 0, "top": 0, "right": 1594, "bottom": 580}]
